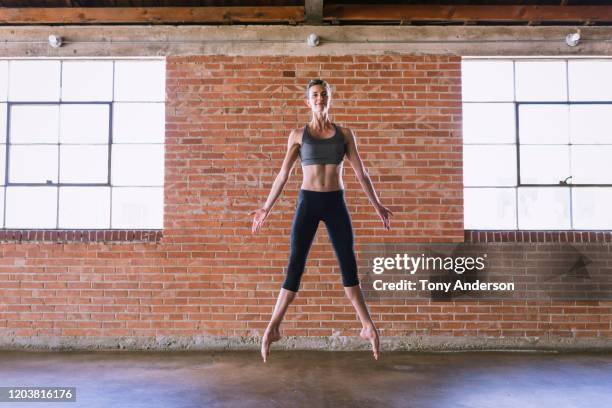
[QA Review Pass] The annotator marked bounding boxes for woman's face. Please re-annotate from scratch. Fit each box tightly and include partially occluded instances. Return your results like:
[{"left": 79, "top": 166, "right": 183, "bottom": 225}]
[{"left": 305, "top": 84, "right": 331, "bottom": 114}]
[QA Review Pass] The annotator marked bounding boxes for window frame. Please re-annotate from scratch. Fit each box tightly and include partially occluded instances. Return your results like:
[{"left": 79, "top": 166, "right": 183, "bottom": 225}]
[
  {"left": 0, "top": 57, "right": 165, "bottom": 235},
  {"left": 5, "top": 100, "right": 113, "bottom": 187},
  {"left": 462, "top": 57, "right": 612, "bottom": 231},
  {"left": 516, "top": 100, "right": 612, "bottom": 188}
]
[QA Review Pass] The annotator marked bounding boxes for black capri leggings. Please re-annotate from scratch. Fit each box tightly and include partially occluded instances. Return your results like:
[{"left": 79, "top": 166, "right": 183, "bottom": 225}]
[{"left": 283, "top": 189, "right": 360, "bottom": 292}]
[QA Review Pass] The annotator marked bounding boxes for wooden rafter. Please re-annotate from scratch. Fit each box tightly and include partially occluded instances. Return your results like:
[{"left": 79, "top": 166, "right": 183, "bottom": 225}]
[
  {"left": 0, "top": 6, "right": 304, "bottom": 25},
  {"left": 323, "top": 5, "right": 612, "bottom": 24}
]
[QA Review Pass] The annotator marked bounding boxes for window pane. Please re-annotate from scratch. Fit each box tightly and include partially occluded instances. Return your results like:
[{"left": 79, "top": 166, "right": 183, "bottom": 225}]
[
  {"left": 59, "top": 104, "right": 109, "bottom": 144},
  {"left": 463, "top": 145, "right": 516, "bottom": 186},
  {"left": 0, "top": 144, "right": 5, "bottom": 185},
  {"left": 8, "top": 61, "right": 60, "bottom": 102},
  {"left": 461, "top": 60, "right": 514, "bottom": 102},
  {"left": 60, "top": 145, "right": 108, "bottom": 183},
  {"left": 114, "top": 61, "right": 165, "bottom": 102},
  {"left": 519, "top": 104, "right": 569, "bottom": 144},
  {"left": 569, "top": 104, "right": 612, "bottom": 144},
  {"left": 111, "top": 144, "right": 164, "bottom": 186},
  {"left": 58, "top": 187, "right": 110, "bottom": 228},
  {"left": 113, "top": 103, "right": 165, "bottom": 143},
  {"left": 571, "top": 146, "right": 612, "bottom": 184},
  {"left": 462, "top": 103, "right": 515, "bottom": 144},
  {"left": 520, "top": 145, "right": 570, "bottom": 185},
  {"left": 112, "top": 186, "right": 163, "bottom": 229},
  {"left": 464, "top": 187, "right": 516, "bottom": 229},
  {"left": 9, "top": 145, "right": 58, "bottom": 184},
  {"left": 0, "top": 61, "right": 7, "bottom": 101},
  {"left": 61, "top": 61, "right": 113, "bottom": 102},
  {"left": 568, "top": 60, "right": 612, "bottom": 102},
  {"left": 5, "top": 186, "right": 57, "bottom": 228},
  {"left": 0, "top": 187, "right": 4, "bottom": 226},
  {"left": 572, "top": 188, "right": 612, "bottom": 229},
  {"left": 10, "top": 104, "right": 59, "bottom": 144},
  {"left": 515, "top": 61, "right": 567, "bottom": 102},
  {"left": 518, "top": 187, "right": 570, "bottom": 229},
  {"left": 0, "top": 103, "right": 6, "bottom": 143}
]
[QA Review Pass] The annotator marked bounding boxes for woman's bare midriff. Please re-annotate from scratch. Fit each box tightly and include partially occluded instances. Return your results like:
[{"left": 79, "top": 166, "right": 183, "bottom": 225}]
[{"left": 300, "top": 163, "right": 345, "bottom": 192}]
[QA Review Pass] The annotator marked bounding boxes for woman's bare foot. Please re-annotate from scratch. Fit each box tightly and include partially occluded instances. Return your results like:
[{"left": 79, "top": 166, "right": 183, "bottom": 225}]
[
  {"left": 261, "top": 326, "right": 281, "bottom": 363},
  {"left": 360, "top": 325, "right": 380, "bottom": 360}
]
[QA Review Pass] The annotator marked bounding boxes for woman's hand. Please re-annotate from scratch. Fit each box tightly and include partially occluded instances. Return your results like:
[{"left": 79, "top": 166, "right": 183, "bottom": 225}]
[
  {"left": 375, "top": 203, "right": 393, "bottom": 230},
  {"left": 250, "top": 208, "right": 270, "bottom": 234}
]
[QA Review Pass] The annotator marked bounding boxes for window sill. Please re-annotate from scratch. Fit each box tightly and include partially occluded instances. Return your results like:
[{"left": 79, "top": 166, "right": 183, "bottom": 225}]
[
  {"left": 465, "top": 230, "right": 612, "bottom": 243},
  {"left": 0, "top": 230, "right": 162, "bottom": 243}
]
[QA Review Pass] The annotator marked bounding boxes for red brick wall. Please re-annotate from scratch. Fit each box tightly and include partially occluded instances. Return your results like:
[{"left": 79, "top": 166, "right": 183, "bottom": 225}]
[{"left": 0, "top": 54, "right": 609, "bottom": 343}]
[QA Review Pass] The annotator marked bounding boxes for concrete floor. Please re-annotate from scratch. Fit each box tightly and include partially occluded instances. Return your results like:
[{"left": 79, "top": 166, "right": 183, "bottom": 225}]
[{"left": 0, "top": 350, "right": 610, "bottom": 408}]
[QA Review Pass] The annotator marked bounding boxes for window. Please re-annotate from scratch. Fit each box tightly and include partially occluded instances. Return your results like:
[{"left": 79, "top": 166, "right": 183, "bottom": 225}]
[
  {"left": 0, "top": 59, "right": 165, "bottom": 229},
  {"left": 462, "top": 58, "right": 612, "bottom": 230}
]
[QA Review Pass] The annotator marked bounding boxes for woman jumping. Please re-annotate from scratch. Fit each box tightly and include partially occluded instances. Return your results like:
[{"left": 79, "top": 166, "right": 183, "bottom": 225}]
[{"left": 251, "top": 79, "right": 393, "bottom": 363}]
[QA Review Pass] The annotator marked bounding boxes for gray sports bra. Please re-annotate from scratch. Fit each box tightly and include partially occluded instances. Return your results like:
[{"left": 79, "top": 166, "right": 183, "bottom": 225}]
[{"left": 299, "top": 123, "right": 346, "bottom": 166}]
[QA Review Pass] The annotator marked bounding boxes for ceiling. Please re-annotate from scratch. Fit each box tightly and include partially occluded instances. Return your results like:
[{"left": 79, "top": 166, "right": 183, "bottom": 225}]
[
  {"left": 2, "top": 1, "right": 612, "bottom": 25},
  {"left": 1, "top": 0, "right": 610, "bottom": 7}
]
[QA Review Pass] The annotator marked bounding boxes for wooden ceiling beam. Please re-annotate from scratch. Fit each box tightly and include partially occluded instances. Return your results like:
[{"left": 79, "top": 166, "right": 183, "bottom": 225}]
[
  {"left": 324, "top": 5, "right": 612, "bottom": 23},
  {"left": 0, "top": 6, "right": 304, "bottom": 25}
]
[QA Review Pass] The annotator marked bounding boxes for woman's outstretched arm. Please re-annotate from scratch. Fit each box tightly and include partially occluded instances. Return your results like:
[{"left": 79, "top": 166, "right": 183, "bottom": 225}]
[
  {"left": 343, "top": 127, "right": 393, "bottom": 230},
  {"left": 251, "top": 129, "right": 301, "bottom": 234}
]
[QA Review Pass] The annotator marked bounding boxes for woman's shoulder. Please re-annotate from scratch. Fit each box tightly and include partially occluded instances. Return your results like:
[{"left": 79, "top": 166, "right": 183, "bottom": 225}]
[
  {"left": 288, "top": 127, "right": 304, "bottom": 145},
  {"left": 334, "top": 123, "right": 355, "bottom": 144}
]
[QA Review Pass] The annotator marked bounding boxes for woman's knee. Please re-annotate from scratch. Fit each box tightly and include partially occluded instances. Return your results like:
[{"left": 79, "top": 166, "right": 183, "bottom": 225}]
[
  {"left": 341, "top": 269, "right": 360, "bottom": 288},
  {"left": 282, "top": 274, "right": 302, "bottom": 292},
  {"left": 284, "top": 258, "right": 306, "bottom": 292}
]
